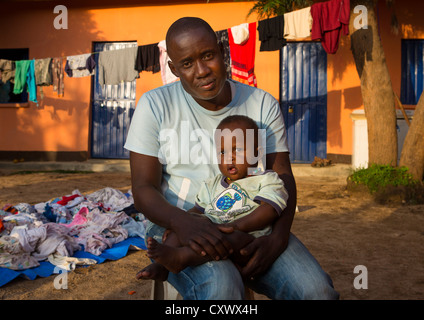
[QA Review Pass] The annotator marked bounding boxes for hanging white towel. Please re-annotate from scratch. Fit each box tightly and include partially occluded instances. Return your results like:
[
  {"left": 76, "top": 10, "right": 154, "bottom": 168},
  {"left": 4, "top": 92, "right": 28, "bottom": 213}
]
[
  {"left": 230, "top": 23, "right": 250, "bottom": 45},
  {"left": 284, "top": 7, "right": 313, "bottom": 40}
]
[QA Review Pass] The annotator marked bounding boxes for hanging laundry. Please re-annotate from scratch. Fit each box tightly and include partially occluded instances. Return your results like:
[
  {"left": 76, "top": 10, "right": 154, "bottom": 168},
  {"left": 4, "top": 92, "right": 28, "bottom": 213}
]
[
  {"left": 284, "top": 7, "right": 313, "bottom": 40},
  {"left": 158, "top": 40, "right": 179, "bottom": 85},
  {"left": 34, "top": 58, "right": 52, "bottom": 86},
  {"left": 135, "top": 43, "right": 161, "bottom": 74},
  {"left": 51, "top": 57, "right": 65, "bottom": 97},
  {"left": 0, "top": 59, "right": 15, "bottom": 84},
  {"left": 257, "top": 15, "right": 286, "bottom": 51},
  {"left": 230, "top": 23, "right": 250, "bottom": 45},
  {"left": 65, "top": 53, "right": 96, "bottom": 78},
  {"left": 26, "top": 60, "right": 38, "bottom": 104},
  {"left": 311, "top": 0, "right": 350, "bottom": 54},
  {"left": 13, "top": 59, "right": 38, "bottom": 104},
  {"left": 228, "top": 22, "right": 257, "bottom": 87},
  {"left": 215, "top": 29, "right": 232, "bottom": 79},
  {"left": 12, "top": 60, "right": 30, "bottom": 95},
  {"left": 98, "top": 47, "right": 139, "bottom": 85}
]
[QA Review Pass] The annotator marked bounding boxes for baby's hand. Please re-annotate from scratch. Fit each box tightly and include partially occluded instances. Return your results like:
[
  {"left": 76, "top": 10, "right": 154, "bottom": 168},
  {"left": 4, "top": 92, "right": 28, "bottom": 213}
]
[{"left": 221, "top": 221, "right": 238, "bottom": 230}]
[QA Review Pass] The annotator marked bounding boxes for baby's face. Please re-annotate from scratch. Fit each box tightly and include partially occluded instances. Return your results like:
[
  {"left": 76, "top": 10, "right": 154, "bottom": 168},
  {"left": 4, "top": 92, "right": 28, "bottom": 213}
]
[{"left": 216, "top": 121, "right": 257, "bottom": 182}]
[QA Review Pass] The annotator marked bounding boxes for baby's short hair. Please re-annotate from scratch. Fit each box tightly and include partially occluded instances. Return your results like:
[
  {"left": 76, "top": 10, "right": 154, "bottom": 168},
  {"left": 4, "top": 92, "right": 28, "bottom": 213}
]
[
  {"left": 217, "top": 115, "right": 259, "bottom": 131},
  {"left": 216, "top": 115, "right": 260, "bottom": 153}
]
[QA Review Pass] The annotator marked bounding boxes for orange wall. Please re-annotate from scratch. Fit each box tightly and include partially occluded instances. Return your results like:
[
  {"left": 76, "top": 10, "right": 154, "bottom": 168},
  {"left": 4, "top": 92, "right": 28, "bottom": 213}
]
[
  {"left": 0, "top": 1, "right": 266, "bottom": 154},
  {"left": 326, "top": 35, "right": 362, "bottom": 157},
  {"left": 1, "top": 0, "right": 423, "bottom": 158},
  {"left": 326, "top": 0, "right": 424, "bottom": 157}
]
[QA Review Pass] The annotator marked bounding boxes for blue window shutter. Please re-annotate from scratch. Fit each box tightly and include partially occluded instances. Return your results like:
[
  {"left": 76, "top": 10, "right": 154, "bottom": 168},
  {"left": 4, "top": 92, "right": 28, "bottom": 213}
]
[{"left": 401, "top": 39, "right": 424, "bottom": 105}]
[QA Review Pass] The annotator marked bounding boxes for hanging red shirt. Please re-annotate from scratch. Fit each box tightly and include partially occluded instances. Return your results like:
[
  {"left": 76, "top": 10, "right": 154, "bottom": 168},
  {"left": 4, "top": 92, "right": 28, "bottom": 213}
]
[
  {"left": 311, "top": 0, "right": 350, "bottom": 54},
  {"left": 228, "top": 22, "right": 258, "bottom": 87}
]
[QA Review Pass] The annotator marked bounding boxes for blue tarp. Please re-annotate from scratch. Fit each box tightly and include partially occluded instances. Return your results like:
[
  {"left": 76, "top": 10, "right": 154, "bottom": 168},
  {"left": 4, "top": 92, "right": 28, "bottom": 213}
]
[{"left": 0, "top": 236, "right": 146, "bottom": 287}]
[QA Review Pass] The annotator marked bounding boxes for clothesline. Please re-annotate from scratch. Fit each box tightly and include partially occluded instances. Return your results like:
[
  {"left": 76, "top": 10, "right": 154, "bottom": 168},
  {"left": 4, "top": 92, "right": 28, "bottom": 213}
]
[
  {"left": 29, "top": 0, "right": 348, "bottom": 61},
  {"left": 25, "top": 12, "right": 298, "bottom": 61},
  {"left": 0, "top": 0, "right": 350, "bottom": 104}
]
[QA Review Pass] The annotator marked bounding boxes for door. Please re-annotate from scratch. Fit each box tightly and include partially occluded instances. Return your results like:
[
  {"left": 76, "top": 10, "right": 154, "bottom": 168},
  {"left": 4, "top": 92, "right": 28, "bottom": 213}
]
[
  {"left": 280, "top": 42, "right": 327, "bottom": 163},
  {"left": 90, "top": 41, "right": 137, "bottom": 159}
]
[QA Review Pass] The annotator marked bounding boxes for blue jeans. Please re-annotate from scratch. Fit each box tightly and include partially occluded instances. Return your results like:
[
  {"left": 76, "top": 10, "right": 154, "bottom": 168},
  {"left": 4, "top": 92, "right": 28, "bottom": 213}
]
[{"left": 146, "top": 223, "right": 339, "bottom": 300}]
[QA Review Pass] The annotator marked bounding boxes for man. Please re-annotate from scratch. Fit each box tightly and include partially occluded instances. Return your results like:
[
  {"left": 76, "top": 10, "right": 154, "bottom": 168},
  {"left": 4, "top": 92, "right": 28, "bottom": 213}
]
[{"left": 124, "top": 17, "right": 339, "bottom": 300}]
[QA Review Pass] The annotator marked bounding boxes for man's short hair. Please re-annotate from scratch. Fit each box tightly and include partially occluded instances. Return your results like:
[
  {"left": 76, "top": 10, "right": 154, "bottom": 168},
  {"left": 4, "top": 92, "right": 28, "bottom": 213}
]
[{"left": 166, "top": 17, "right": 217, "bottom": 49}]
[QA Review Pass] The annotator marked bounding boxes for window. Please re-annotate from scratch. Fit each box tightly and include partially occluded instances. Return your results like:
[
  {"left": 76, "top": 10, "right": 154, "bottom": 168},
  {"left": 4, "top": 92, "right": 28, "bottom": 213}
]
[
  {"left": 0, "top": 48, "right": 29, "bottom": 104},
  {"left": 400, "top": 39, "right": 424, "bottom": 105}
]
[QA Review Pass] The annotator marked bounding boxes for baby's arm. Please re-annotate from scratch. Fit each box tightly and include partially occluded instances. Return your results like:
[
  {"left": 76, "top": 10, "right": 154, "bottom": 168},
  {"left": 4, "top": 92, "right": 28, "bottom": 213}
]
[
  {"left": 187, "top": 206, "right": 205, "bottom": 216},
  {"left": 225, "top": 202, "right": 278, "bottom": 233},
  {"left": 228, "top": 171, "right": 288, "bottom": 234}
]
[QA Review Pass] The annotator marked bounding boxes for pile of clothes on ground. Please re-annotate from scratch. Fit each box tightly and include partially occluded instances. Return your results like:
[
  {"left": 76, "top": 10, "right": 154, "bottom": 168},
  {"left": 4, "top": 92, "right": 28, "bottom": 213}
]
[{"left": 0, "top": 187, "right": 147, "bottom": 274}]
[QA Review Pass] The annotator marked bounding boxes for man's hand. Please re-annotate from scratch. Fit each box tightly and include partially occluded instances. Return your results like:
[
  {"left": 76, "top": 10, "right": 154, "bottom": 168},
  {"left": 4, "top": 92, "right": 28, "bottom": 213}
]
[
  {"left": 172, "top": 213, "right": 234, "bottom": 260},
  {"left": 236, "top": 151, "right": 296, "bottom": 279},
  {"left": 238, "top": 234, "right": 288, "bottom": 279}
]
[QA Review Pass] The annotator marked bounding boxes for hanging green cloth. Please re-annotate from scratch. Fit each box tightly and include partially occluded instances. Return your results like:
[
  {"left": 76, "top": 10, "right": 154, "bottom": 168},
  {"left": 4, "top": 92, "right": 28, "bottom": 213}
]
[
  {"left": 13, "top": 59, "right": 38, "bottom": 104},
  {"left": 13, "top": 60, "right": 30, "bottom": 94}
]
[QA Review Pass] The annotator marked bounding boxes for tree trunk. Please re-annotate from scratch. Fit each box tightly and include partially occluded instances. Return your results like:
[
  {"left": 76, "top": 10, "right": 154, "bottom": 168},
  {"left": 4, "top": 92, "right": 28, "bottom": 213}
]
[
  {"left": 399, "top": 93, "right": 424, "bottom": 181},
  {"left": 349, "top": 0, "right": 398, "bottom": 166}
]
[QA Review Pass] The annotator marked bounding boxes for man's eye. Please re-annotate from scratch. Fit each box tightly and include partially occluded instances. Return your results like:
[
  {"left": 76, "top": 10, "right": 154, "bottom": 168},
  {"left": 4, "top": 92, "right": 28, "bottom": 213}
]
[
  {"left": 203, "top": 53, "right": 213, "bottom": 60},
  {"left": 182, "top": 61, "right": 192, "bottom": 68}
]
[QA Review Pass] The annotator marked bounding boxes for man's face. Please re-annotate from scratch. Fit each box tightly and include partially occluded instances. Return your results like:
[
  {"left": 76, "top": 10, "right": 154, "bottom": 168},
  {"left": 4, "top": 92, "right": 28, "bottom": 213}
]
[{"left": 167, "top": 27, "right": 228, "bottom": 108}]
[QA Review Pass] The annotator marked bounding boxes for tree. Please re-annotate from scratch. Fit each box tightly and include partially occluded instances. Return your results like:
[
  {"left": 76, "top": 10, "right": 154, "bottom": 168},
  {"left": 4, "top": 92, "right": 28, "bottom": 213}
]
[
  {"left": 399, "top": 93, "right": 424, "bottom": 181},
  {"left": 246, "top": 0, "right": 418, "bottom": 172},
  {"left": 349, "top": 0, "right": 398, "bottom": 167},
  {"left": 347, "top": 0, "right": 423, "bottom": 181}
]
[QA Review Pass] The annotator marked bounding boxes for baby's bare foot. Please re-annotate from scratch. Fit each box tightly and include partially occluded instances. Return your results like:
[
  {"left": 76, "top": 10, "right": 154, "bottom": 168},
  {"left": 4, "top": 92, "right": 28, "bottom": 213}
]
[
  {"left": 136, "top": 262, "right": 169, "bottom": 281},
  {"left": 147, "top": 237, "right": 189, "bottom": 274}
]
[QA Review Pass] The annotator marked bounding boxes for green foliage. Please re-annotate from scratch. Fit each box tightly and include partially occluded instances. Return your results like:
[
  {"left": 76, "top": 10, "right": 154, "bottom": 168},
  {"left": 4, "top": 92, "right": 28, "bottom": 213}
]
[
  {"left": 237, "top": 0, "right": 313, "bottom": 18},
  {"left": 348, "top": 164, "right": 418, "bottom": 194}
]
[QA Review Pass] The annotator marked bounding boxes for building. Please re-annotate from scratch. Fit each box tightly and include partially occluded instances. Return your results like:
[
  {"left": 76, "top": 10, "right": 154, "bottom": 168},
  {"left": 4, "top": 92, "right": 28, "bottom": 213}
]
[{"left": 0, "top": 0, "right": 421, "bottom": 164}]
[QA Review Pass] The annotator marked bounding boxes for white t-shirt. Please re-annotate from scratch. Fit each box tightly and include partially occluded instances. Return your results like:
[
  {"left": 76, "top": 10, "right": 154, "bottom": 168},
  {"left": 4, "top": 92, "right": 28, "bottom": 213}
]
[
  {"left": 194, "top": 171, "right": 288, "bottom": 237},
  {"left": 124, "top": 79, "right": 288, "bottom": 211}
]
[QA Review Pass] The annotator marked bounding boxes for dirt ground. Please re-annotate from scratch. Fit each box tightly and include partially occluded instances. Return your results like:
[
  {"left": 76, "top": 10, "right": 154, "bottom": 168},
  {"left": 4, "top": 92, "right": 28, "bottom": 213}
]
[{"left": 0, "top": 169, "right": 423, "bottom": 300}]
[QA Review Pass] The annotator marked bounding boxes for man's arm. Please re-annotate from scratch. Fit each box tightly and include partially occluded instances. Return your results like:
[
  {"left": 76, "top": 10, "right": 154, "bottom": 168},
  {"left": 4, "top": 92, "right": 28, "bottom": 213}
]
[
  {"left": 265, "top": 151, "right": 297, "bottom": 249},
  {"left": 130, "top": 151, "right": 233, "bottom": 259},
  {"left": 239, "top": 151, "right": 297, "bottom": 278}
]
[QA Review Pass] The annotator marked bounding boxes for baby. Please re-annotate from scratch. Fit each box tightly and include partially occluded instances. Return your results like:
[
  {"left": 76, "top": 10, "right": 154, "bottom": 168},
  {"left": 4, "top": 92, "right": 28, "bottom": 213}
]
[{"left": 137, "top": 115, "right": 288, "bottom": 281}]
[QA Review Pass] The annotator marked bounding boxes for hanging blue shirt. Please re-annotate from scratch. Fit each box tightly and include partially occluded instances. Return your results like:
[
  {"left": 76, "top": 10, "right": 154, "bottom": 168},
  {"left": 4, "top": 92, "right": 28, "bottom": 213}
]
[{"left": 27, "top": 59, "right": 38, "bottom": 104}]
